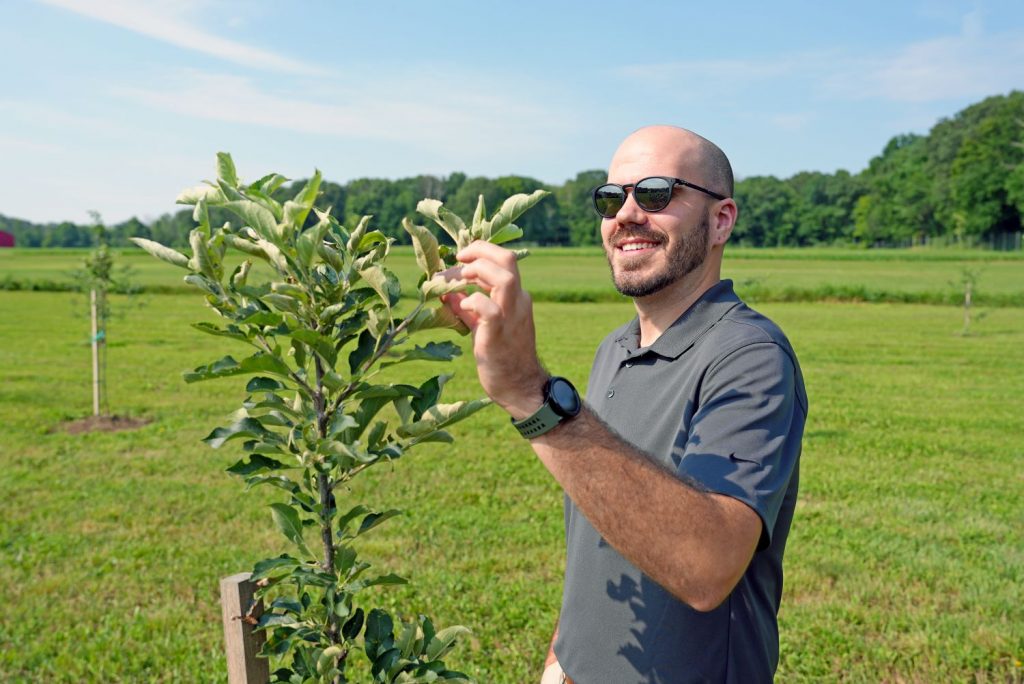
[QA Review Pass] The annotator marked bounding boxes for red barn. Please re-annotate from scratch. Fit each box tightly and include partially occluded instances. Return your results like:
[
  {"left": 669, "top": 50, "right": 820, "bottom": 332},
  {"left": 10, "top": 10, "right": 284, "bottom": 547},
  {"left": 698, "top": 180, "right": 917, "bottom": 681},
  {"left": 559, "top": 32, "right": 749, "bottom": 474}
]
[{"left": 0, "top": 231, "right": 13, "bottom": 248}]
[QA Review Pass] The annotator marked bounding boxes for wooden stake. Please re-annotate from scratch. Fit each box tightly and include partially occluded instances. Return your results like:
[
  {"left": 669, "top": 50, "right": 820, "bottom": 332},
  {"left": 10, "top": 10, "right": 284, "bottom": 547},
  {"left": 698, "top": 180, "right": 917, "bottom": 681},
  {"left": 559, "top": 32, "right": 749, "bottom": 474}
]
[
  {"left": 91, "top": 289, "right": 99, "bottom": 417},
  {"left": 221, "top": 572, "right": 269, "bottom": 684}
]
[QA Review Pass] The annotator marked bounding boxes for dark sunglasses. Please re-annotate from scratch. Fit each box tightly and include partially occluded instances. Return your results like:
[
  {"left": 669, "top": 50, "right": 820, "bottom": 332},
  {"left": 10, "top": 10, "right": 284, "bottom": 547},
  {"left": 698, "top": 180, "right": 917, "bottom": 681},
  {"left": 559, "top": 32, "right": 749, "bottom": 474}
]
[{"left": 592, "top": 176, "right": 727, "bottom": 218}]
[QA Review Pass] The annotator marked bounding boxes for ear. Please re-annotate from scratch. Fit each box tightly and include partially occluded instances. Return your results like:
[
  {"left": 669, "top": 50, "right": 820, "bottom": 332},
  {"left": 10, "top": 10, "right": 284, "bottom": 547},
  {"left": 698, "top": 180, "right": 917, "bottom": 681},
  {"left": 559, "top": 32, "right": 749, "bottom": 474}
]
[{"left": 709, "top": 199, "right": 737, "bottom": 247}]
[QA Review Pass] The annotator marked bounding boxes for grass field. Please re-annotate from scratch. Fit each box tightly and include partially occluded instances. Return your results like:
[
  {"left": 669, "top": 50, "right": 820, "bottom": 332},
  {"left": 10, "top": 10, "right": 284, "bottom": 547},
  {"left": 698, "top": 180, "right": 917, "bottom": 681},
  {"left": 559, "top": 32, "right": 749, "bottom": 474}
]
[
  {"left": 3, "top": 246, "right": 1023, "bottom": 306},
  {"left": 1, "top": 250, "right": 1022, "bottom": 681}
]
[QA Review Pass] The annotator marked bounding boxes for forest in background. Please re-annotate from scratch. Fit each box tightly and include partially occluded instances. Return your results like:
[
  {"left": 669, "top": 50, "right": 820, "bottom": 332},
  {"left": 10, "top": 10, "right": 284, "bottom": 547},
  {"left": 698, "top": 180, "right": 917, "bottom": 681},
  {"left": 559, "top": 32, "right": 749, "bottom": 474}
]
[{"left": 4, "top": 91, "right": 1022, "bottom": 249}]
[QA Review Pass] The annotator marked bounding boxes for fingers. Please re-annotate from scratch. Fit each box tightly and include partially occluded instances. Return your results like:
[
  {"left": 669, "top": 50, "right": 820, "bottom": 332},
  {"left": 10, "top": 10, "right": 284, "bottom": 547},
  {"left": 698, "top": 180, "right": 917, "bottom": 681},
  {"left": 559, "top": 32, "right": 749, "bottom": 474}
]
[
  {"left": 455, "top": 291, "right": 503, "bottom": 323},
  {"left": 441, "top": 292, "right": 480, "bottom": 330},
  {"left": 457, "top": 240, "right": 519, "bottom": 272}
]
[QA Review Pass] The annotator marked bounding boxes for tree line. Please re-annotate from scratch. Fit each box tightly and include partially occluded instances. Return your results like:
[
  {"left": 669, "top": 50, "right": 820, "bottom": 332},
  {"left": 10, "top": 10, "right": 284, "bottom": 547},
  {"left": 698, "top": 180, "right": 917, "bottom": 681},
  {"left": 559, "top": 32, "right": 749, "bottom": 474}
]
[{"left": 4, "top": 91, "right": 1022, "bottom": 249}]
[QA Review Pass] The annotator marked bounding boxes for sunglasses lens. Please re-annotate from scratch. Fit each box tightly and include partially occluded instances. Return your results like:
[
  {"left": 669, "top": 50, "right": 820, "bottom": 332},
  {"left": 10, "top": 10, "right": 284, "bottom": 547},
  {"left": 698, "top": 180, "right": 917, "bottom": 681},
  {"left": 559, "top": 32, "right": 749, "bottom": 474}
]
[
  {"left": 593, "top": 185, "right": 625, "bottom": 218},
  {"left": 634, "top": 177, "right": 674, "bottom": 211}
]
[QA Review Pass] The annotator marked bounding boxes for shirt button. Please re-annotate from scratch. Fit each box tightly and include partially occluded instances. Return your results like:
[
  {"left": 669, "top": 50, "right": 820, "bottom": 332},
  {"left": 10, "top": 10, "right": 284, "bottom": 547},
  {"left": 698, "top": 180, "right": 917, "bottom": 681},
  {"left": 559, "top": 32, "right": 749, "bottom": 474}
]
[
  {"left": 606, "top": 389, "right": 615, "bottom": 398},
  {"left": 625, "top": 362, "right": 633, "bottom": 368}
]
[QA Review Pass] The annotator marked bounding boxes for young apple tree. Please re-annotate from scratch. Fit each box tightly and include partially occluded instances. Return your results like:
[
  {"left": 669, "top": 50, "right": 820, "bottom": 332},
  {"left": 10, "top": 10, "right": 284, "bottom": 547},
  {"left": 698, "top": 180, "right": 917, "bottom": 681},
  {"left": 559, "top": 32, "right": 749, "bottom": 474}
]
[{"left": 132, "top": 153, "right": 547, "bottom": 683}]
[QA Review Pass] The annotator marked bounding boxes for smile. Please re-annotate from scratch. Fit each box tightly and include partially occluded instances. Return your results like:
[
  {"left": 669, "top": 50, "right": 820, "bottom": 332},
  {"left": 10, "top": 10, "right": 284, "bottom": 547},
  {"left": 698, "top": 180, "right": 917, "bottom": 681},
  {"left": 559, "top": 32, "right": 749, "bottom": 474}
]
[{"left": 618, "top": 241, "right": 659, "bottom": 252}]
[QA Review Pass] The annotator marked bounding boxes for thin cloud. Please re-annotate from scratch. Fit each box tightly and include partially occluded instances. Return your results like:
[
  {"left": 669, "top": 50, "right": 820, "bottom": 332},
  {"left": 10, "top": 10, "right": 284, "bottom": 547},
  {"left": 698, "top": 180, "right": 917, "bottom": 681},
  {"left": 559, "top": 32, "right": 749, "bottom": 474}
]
[
  {"left": 618, "top": 13, "right": 1024, "bottom": 107},
  {"left": 36, "top": 0, "right": 322, "bottom": 75},
  {"left": 112, "top": 68, "right": 572, "bottom": 160}
]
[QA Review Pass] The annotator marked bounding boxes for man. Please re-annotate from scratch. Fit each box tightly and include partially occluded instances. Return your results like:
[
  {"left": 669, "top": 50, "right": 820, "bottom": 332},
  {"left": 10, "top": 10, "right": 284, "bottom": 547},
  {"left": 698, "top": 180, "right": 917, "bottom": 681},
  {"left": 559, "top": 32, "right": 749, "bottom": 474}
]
[{"left": 442, "top": 126, "right": 807, "bottom": 683}]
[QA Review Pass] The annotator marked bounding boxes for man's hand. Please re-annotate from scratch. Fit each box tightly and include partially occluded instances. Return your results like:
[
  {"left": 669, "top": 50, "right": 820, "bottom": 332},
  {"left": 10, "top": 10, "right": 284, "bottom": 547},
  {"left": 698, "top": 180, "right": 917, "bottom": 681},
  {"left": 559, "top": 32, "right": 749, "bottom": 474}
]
[{"left": 440, "top": 240, "right": 548, "bottom": 419}]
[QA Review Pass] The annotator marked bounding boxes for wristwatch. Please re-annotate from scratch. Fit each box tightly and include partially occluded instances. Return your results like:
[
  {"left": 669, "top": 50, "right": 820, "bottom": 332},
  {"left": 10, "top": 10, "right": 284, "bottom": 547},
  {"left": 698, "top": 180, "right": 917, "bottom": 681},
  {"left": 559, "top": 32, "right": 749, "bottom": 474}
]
[{"left": 511, "top": 376, "right": 582, "bottom": 439}]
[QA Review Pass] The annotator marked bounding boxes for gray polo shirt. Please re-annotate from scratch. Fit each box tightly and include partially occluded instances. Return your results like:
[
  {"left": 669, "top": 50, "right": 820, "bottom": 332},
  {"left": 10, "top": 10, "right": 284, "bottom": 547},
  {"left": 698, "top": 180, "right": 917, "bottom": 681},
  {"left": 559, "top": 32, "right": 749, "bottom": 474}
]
[{"left": 555, "top": 280, "right": 807, "bottom": 684}]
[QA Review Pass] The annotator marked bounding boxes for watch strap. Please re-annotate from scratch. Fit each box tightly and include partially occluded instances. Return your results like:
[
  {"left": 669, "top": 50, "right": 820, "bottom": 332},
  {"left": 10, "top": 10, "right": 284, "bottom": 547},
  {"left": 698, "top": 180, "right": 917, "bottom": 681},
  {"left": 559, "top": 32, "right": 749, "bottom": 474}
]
[{"left": 511, "top": 401, "right": 565, "bottom": 439}]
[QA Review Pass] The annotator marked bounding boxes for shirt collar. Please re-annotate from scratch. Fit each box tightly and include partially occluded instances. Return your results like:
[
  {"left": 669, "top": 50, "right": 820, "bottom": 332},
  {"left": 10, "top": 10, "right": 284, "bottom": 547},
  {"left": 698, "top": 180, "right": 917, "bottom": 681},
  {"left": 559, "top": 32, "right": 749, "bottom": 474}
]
[{"left": 615, "top": 279, "right": 743, "bottom": 360}]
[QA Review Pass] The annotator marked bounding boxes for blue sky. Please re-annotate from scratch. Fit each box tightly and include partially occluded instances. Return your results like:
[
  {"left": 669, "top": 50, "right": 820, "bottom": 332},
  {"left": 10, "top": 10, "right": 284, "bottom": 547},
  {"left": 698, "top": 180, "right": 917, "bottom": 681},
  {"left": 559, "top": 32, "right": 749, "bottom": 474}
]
[{"left": 2, "top": 0, "right": 1023, "bottom": 224}]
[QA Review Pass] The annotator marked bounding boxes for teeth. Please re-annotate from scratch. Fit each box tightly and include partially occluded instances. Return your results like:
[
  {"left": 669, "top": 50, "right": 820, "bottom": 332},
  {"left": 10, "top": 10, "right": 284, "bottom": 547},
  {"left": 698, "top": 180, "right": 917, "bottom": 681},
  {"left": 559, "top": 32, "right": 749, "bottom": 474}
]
[{"left": 621, "top": 242, "right": 657, "bottom": 252}]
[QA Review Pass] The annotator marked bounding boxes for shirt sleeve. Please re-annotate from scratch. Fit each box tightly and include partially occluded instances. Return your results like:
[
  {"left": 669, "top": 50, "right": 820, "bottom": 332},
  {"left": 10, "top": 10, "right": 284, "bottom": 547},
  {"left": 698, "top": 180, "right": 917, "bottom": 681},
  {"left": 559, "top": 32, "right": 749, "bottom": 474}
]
[{"left": 674, "top": 341, "right": 803, "bottom": 549}]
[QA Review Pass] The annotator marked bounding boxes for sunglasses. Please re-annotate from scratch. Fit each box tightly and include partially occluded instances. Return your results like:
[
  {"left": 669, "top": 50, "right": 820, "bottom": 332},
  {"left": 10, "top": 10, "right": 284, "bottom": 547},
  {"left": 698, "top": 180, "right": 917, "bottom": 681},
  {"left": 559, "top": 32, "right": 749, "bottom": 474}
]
[{"left": 592, "top": 176, "right": 728, "bottom": 218}]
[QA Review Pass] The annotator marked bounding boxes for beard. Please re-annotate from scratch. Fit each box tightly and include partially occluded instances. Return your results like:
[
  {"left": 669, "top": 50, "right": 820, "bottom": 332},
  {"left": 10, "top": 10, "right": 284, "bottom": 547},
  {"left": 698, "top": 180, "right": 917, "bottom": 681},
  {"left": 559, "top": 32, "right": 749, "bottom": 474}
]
[{"left": 606, "top": 209, "right": 711, "bottom": 298}]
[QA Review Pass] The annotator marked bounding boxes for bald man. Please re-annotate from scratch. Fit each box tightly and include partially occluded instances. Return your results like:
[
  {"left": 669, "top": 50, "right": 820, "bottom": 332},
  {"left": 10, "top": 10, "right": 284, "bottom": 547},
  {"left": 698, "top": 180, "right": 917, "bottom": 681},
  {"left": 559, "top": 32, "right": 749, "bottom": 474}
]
[{"left": 444, "top": 126, "right": 807, "bottom": 683}]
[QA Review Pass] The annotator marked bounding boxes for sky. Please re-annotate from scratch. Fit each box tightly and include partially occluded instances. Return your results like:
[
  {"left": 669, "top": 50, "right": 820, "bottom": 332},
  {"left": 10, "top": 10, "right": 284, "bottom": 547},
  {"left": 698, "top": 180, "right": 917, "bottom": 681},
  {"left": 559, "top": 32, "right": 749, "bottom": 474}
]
[{"left": 1, "top": 0, "right": 1023, "bottom": 225}]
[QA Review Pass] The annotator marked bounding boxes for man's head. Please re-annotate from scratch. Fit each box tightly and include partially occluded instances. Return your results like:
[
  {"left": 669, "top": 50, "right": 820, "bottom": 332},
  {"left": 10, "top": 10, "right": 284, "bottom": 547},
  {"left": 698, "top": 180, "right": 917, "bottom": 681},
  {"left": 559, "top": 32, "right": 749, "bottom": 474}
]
[{"left": 600, "top": 126, "right": 737, "bottom": 300}]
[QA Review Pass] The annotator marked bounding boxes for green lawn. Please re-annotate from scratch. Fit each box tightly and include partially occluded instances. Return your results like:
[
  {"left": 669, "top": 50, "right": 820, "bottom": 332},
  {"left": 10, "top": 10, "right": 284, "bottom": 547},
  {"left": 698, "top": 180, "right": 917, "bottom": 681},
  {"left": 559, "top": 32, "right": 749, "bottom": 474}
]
[
  {"left": 1, "top": 287, "right": 1021, "bottom": 682},
  {"left": 3, "top": 246, "right": 1023, "bottom": 305}
]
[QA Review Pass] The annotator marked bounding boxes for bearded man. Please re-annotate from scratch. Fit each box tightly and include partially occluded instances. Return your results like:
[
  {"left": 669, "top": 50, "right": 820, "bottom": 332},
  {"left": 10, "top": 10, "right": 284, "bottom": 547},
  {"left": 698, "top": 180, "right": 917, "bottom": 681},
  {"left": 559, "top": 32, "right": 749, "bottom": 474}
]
[{"left": 443, "top": 126, "right": 808, "bottom": 683}]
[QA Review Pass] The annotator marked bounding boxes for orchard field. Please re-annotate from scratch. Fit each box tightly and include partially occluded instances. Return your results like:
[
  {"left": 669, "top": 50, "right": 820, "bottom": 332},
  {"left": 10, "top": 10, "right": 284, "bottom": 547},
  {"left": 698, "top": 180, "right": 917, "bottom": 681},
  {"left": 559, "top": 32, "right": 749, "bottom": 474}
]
[{"left": 1, "top": 248, "right": 1022, "bottom": 682}]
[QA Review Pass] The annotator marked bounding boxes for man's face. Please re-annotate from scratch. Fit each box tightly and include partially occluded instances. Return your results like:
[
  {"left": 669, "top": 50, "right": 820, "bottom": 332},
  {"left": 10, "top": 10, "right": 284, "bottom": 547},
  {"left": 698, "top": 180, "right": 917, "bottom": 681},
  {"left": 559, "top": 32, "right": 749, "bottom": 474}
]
[{"left": 601, "top": 142, "right": 713, "bottom": 299}]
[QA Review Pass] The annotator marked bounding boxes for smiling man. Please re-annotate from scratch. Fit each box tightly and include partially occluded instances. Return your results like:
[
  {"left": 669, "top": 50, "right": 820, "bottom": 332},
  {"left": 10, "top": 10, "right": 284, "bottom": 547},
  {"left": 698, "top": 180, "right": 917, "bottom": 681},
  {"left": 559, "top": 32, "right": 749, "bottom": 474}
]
[{"left": 444, "top": 126, "right": 808, "bottom": 683}]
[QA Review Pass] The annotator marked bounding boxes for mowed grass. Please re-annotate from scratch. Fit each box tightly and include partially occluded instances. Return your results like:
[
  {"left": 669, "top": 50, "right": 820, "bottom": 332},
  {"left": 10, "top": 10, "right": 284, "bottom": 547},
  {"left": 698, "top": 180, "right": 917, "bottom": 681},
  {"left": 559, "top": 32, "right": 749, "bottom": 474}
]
[
  {"left": 1, "top": 287, "right": 1022, "bottom": 682},
  {"left": 2, "top": 246, "right": 1023, "bottom": 305}
]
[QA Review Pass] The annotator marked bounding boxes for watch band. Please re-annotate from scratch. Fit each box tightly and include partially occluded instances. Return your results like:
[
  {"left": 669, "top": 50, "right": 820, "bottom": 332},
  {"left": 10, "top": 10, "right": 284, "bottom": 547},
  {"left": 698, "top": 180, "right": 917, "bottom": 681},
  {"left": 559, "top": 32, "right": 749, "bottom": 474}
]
[
  {"left": 512, "top": 401, "right": 565, "bottom": 439},
  {"left": 511, "top": 376, "right": 580, "bottom": 439}
]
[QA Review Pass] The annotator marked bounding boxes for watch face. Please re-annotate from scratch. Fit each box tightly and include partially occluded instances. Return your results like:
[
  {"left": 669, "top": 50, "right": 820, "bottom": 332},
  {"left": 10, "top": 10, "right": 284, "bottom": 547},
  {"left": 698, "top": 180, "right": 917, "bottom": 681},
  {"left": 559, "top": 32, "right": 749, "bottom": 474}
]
[{"left": 549, "top": 377, "right": 581, "bottom": 417}]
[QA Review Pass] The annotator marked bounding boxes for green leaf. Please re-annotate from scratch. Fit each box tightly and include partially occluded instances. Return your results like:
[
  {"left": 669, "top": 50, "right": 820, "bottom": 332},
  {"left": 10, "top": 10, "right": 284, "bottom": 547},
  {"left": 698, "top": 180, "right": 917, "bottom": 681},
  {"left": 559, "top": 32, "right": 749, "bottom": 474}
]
[
  {"left": 203, "top": 417, "right": 277, "bottom": 449},
  {"left": 188, "top": 229, "right": 217, "bottom": 279},
  {"left": 487, "top": 189, "right": 549, "bottom": 236},
  {"left": 396, "top": 620, "right": 418, "bottom": 659},
  {"left": 344, "top": 396, "right": 392, "bottom": 442},
  {"left": 411, "top": 430, "right": 454, "bottom": 445},
  {"left": 226, "top": 454, "right": 289, "bottom": 476},
  {"left": 270, "top": 502, "right": 311, "bottom": 555},
  {"left": 129, "top": 237, "right": 190, "bottom": 268},
  {"left": 411, "top": 374, "right": 452, "bottom": 419},
  {"left": 269, "top": 597, "right": 303, "bottom": 615},
  {"left": 421, "top": 275, "right": 472, "bottom": 301},
  {"left": 342, "top": 607, "right": 365, "bottom": 641},
  {"left": 382, "top": 341, "right": 461, "bottom": 368},
  {"left": 337, "top": 504, "right": 371, "bottom": 536},
  {"left": 407, "top": 305, "right": 471, "bottom": 336},
  {"left": 397, "top": 399, "right": 491, "bottom": 438},
  {"left": 217, "top": 152, "right": 238, "bottom": 186},
  {"left": 223, "top": 233, "right": 267, "bottom": 260},
  {"left": 365, "top": 420, "right": 388, "bottom": 449},
  {"left": 290, "top": 329, "right": 337, "bottom": 366},
  {"left": 183, "top": 273, "right": 222, "bottom": 298},
  {"left": 229, "top": 260, "right": 252, "bottom": 290},
  {"left": 365, "top": 609, "right": 395, "bottom": 660},
  {"left": 251, "top": 554, "right": 300, "bottom": 581},
  {"left": 402, "top": 218, "right": 444, "bottom": 278},
  {"left": 471, "top": 194, "right": 486, "bottom": 232},
  {"left": 283, "top": 169, "right": 322, "bottom": 231},
  {"left": 327, "top": 412, "right": 357, "bottom": 438},
  {"left": 358, "top": 265, "right": 401, "bottom": 309},
  {"left": 250, "top": 172, "right": 289, "bottom": 196},
  {"left": 175, "top": 182, "right": 224, "bottom": 205},
  {"left": 416, "top": 199, "right": 466, "bottom": 243},
  {"left": 348, "top": 329, "right": 377, "bottom": 374},
  {"left": 257, "top": 613, "right": 299, "bottom": 629},
  {"left": 367, "top": 306, "right": 391, "bottom": 339},
  {"left": 255, "top": 237, "right": 290, "bottom": 272},
  {"left": 425, "top": 625, "right": 471, "bottom": 661},
  {"left": 488, "top": 222, "right": 524, "bottom": 246},
  {"left": 223, "top": 200, "right": 280, "bottom": 243},
  {"left": 191, "top": 322, "right": 249, "bottom": 342},
  {"left": 246, "top": 376, "right": 287, "bottom": 392},
  {"left": 296, "top": 211, "right": 330, "bottom": 268},
  {"left": 239, "top": 310, "right": 284, "bottom": 327},
  {"left": 357, "top": 509, "right": 403, "bottom": 537},
  {"left": 184, "top": 352, "right": 291, "bottom": 383}
]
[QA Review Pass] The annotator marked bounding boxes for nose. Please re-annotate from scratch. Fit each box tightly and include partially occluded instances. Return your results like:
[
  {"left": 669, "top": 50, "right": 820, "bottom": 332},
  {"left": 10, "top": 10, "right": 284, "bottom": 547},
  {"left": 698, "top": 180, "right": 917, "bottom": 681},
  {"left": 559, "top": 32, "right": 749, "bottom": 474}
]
[{"left": 613, "top": 189, "right": 647, "bottom": 226}]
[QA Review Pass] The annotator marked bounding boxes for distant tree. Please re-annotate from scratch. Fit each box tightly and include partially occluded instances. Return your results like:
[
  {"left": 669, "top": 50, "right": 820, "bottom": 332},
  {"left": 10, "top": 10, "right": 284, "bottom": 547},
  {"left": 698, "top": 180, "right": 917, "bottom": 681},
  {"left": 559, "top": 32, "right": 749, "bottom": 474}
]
[
  {"left": 557, "top": 170, "right": 606, "bottom": 246},
  {"left": 733, "top": 176, "right": 797, "bottom": 246}
]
